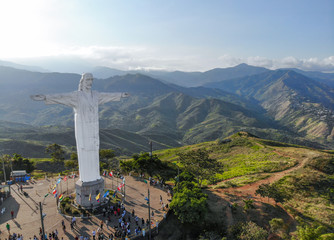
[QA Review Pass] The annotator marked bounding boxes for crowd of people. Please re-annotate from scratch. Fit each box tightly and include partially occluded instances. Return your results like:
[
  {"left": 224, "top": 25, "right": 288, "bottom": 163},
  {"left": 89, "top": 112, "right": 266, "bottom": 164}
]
[{"left": 1, "top": 175, "right": 171, "bottom": 240}]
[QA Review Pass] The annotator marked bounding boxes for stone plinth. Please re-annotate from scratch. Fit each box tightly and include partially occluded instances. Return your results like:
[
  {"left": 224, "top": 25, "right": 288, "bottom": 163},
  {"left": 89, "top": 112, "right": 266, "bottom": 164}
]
[{"left": 75, "top": 178, "right": 104, "bottom": 208}]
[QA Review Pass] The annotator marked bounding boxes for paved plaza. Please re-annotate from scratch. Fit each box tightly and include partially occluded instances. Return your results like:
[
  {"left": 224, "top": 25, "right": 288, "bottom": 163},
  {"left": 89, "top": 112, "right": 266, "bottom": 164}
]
[{"left": 0, "top": 175, "right": 169, "bottom": 239}]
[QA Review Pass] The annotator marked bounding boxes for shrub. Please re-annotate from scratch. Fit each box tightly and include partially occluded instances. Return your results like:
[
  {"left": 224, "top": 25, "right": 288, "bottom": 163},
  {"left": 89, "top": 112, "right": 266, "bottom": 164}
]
[
  {"left": 72, "top": 209, "right": 80, "bottom": 216},
  {"left": 239, "top": 221, "right": 268, "bottom": 240},
  {"left": 64, "top": 206, "right": 71, "bottom": 214}
]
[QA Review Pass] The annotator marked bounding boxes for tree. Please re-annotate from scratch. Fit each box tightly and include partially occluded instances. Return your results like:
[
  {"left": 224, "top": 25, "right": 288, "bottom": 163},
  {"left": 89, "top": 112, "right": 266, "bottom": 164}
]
[
  {"left": 243, "top": 199, "right": 255, "bottom": 211},
  {"left": 70, "top": 152, "right": 78, "bottom": 161},
  {"left": 255, "top": 183, "right": 287, "bottom": 204},
  {"left": 238, "top": 221, "right": 268, "bottom": 240},
  {"left": 255, "top": 183, "right": 271, "bottom": 202},
  {"left": 170, "top": 184, "right": 208, "bottom": 224},
  {"left": 12, "top": 154, "right": 34, "bottom": 172},
  {"left": 294, "top": 225, "right": 326, "bottom": 240},
  {"left": 99, "top": 149, "right": 116, "bottom": 170},
  {"left": 269, "top": 218, "right": 289, "bottom": 239},
  {"left": 178, "top": 171, "right": 196, "bottom": 183},
  {"left": 0, "top": 154, "right": 11, "bottom": 181},
  {"left": 99, "top": 149, "right": 115, "bottom": 160},
  {"left": 132, "top": 152, "right": 164, "bottom": 177},
  {"left": 64, "top": 160, "right": 78, "bottom": 170},
  {"left": 177, "top": 149, "right": 223, "bottom": 187},
  {"left": 46, "top": 143, "right": 65, "bottom": 162},
  {"left": 120, "top": 160, "right": 133, "bottom": 173}
]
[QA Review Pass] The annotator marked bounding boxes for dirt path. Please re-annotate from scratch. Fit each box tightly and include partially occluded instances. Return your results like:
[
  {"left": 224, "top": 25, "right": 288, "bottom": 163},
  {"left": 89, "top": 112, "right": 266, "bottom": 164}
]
[
  {"left": 213, "top": 148, "right": 312, "bottom": 199},
  {"left": 210, "top": 148, "right": 318, "bottom": 228}
]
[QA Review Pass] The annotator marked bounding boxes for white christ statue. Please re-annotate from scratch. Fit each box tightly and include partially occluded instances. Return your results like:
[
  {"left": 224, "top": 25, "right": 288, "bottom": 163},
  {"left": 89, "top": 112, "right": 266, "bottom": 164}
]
[{"left": 31, "top": 73, "right": 129, "bottom": 182}]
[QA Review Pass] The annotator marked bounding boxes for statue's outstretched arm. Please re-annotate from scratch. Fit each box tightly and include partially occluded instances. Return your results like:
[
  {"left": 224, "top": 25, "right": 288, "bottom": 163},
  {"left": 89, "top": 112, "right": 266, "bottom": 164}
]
[
  {"left": 31, "top": 92, "right": 77, "bottom": 108},
  {"left": 98, "top": 92, "right": 129, "bottom": 105}
]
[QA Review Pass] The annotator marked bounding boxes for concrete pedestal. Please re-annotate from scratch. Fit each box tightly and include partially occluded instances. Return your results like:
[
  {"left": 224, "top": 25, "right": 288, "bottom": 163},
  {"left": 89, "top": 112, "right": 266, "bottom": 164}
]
[{"left": 75, "top": 178, "right": 104, "bottom": 208}]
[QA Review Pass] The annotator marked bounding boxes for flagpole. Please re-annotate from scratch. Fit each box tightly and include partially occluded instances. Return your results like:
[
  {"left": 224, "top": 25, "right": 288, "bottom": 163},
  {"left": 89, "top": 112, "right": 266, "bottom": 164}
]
[
  {"left": 111, "top": 169, "right": 114, "bottom": 190},
  {"left": 148, "top": 187, "right": 151, "bottom": 240},
  {"left": 116, "top": 174, "right": 119, "bottom": 190},
  {"left": 67, "top": 177, "right": 68, "bottom": 194},
  {"left": 56, "top": 183, "right": 59, "bottom": 207},
  {"left": 124, "top": 177, "right": 126, "bottom": 201},
  {"left": 73, "top": 172, "right": 75, "bottom": 192},
  {"left": 39, "top": 202, "right": 46, "bottom": 240},
  {"left": 60, "top": 178, "right": 62, "bottom": 195}
]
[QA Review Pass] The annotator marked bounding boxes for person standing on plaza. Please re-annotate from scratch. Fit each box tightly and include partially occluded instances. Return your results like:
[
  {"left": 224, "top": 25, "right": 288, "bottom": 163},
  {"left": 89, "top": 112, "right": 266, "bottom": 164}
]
[
  {"left": 11, "top": 210, "right": 14, "bottom": 219},
  {"left": 72, "top": 216, "right": 76, "bottom": 226},
  {"left": 105, "top": 218, "right": 109, "bottom": 229},
  {"left": 6, "top": 222, "right": 10, "bottom": 233},
  {"left": 92, "top": 230, "right": 96, "bottom": 240}
]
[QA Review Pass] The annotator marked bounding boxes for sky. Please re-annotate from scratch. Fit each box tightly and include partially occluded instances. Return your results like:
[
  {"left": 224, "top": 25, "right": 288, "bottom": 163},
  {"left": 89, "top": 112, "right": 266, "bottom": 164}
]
[{"left": 0, "top": 0, "right": 333, "bottom": 73}]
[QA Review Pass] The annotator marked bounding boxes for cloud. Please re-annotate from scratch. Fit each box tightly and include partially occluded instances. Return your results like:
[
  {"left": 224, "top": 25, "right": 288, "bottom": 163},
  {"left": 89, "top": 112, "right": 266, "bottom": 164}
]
[
  {"left": 8, "top": 45, "right": 334, "bottom": 73},
  {"left": 217, "top": 55, "right": 334, "bottom": 72}
]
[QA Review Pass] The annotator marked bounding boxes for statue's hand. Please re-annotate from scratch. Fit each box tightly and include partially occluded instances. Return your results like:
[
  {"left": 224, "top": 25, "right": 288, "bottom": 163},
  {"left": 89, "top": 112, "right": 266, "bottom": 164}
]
[
  {"left": 30, "top": 94, "right": 46, "bottom": 101},
  {"left": 122, "top": 92, "right": 130, "bottom": 98}
]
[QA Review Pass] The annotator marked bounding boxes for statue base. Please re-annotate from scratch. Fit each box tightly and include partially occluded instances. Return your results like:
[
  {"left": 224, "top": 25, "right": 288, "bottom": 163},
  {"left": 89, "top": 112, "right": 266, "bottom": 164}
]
[{"left": 75, "top": 178, "right": 104, "bottom": 208}]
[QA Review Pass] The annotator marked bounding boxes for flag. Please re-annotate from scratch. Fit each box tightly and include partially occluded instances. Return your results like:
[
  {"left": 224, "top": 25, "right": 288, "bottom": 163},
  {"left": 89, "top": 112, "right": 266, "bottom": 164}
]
[
  {"left": 117, "top": 183, "right": 124, "bottom": 191},
  {"left": 103, "top": 190, "right": 109, "bottom": 198},
  {"left": 52, "top": 189, "right": 57, "bottom": 195},
  {"left": 52, "top": 184, "right": 57, "bottom": 189},
  {"left": 54, "top": 193, "right": 57, "bottom": 198},
  {"left": 95, "top": 193, "right": 101, "bottom": 201},
  {"left": 112, "top": 191, "right": 117, "bottom": 198},
  {"left": 103, "top": 170, "right": 106, "bottom": 176},
  {"left": 56, "top": 178, "right": 61, "bottom": 184},
  {"left": 89, "top": 193, "right": 91, "bottom": 201},
  {"left": 109, "top": 171, "right": 113, "bottom": 177},
  {"left": 63, "top": 176, "right": 68, "bottom": 182},
  {"left": 59, "top": 194, "right": 63, "bottom": 201},
  {"left": 144, "top": 180, "right": 147, "bottom": 184},
  {"left": 122, "top": 177, "right": 125, "bottom": 184},
  {"left": 44, "top": 193, "right": 49, "bottom": 198}
]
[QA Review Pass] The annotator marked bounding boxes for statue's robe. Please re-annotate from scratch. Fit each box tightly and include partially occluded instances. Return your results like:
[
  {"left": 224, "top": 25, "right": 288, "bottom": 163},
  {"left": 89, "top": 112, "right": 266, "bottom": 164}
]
[{"left": 45, "top": 90, "right": 122, "bottom": 182}]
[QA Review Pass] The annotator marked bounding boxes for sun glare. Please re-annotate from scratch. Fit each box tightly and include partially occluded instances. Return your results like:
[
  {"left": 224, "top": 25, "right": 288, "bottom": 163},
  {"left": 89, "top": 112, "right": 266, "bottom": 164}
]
[{"left": 0, "top": 0, "right": 61, "bottom": 58}]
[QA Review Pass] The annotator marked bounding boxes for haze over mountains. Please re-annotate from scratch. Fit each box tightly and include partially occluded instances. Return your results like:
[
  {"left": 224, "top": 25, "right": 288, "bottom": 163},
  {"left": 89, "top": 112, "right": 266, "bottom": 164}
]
[{"left": 0, "top": 62, "right": 334, "bottom": 157}]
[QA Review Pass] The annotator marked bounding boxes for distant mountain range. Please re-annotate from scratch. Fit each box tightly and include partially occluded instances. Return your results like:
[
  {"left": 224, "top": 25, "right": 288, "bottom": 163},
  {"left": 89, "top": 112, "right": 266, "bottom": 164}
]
[{"left": 0, "top": 63, "right": 333, "bottom": 157}]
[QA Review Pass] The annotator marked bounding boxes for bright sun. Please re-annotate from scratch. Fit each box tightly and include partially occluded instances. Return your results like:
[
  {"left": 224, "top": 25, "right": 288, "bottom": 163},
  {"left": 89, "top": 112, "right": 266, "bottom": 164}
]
[{"left": 0, "top": 0, "right": 61, "bottom": 59}]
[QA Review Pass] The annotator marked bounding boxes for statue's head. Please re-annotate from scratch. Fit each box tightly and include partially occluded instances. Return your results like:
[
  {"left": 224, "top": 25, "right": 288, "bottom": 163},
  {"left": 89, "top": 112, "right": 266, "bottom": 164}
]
[{"left": 79, "top": 73, "right": 94, "bottom": 91}]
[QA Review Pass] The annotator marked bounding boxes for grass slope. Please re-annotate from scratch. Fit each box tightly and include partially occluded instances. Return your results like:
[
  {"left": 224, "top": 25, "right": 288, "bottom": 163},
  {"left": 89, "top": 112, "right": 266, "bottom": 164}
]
[
  {"left": 156, "top": 132, "right": 298, "bottom": 186},
  {"left": 156, "top": 132, "right": 334, "bottom": 238}
]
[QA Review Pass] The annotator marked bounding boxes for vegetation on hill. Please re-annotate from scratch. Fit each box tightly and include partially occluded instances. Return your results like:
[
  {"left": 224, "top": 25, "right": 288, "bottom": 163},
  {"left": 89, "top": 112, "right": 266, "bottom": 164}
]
[
  {"left": 205, "top": 69, "right": 334, "bottom": 147},
  {"left": 2, "top": 131, "right": 333, "bottom": 239},
  {"left": 156, "top": 132, "right": 297, "bottom": 186},
  {"left": 154, "top": 132, "right": 334, "bottom": 239},
  {"left": 1, "top": 65, "right": 334, "bottom": 156}
]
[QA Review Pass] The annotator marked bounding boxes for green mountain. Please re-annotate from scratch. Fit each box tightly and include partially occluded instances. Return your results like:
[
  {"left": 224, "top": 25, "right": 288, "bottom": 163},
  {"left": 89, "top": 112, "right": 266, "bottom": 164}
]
[
  {"left": 1, "top": 65, "right": 333, "bottom": 157},
  {"left": 204, "top": 70, "right": 334, "bottom": 145},
  {"left": 281, "top": 68, "right": 334, "bottom": 88}
]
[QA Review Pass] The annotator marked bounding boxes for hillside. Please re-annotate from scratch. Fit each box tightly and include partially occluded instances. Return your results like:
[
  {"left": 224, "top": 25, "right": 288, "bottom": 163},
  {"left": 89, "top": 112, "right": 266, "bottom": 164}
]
[
  {"left": 204, "top": 70, "right": 334, "bottom": 146},
  {"left": 1, "top": 65, "right": 334, "bottom": 156},
  {"left": 0, "top": 120, "right": 182, "bottom": 157},
  {"left": 155, "top": 132, "right": 334, "bottom": 239}
]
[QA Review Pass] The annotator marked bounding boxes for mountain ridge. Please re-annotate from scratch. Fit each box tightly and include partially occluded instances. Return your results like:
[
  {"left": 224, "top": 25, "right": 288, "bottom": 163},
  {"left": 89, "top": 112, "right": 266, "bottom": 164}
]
[{"left": 0, "top": 64, "right": 333, "bottom": 157}]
